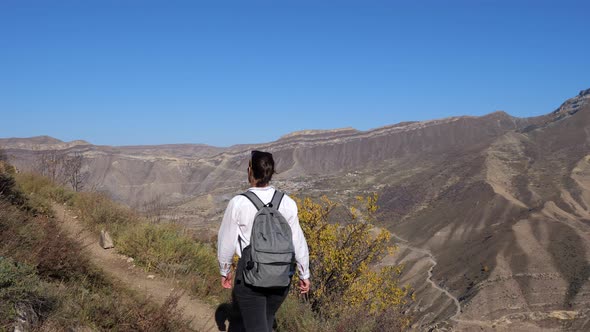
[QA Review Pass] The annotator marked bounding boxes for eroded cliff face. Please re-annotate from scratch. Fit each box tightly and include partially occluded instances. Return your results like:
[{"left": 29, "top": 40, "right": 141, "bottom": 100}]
[
  {"left": 375, "top": 89, "right": 590, "bottom": 330},
  {"left": 2, "top": 109, "right": 532, "bottom": 206},
  {"left": 3, "top": 89, "right": 590, "bottom": 330}
]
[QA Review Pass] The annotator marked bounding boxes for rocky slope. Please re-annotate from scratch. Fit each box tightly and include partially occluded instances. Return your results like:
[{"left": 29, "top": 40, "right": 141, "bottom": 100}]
[
  {"left": 1, "top": 110, "right": 535, "bottom": 205},
  {"left": 376, "top": 89, "right": 590, "bottom": 330},
  {"left": 3, "top": 88, "right": 590, "bottom": 330}
]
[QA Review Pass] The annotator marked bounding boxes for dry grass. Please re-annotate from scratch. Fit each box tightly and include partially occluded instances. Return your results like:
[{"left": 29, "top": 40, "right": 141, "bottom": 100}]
[
  {"left": 11, "top": 171, "right": 413, "bottom": 331},
  {"left": 14, "top": 172, "right": 225, "bottom": 302},
  {"left": 1, "top": 172, "right": 193, "bottom": 331}
]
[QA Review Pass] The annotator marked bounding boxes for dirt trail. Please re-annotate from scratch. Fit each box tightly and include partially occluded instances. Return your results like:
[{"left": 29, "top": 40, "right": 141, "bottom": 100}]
[
  {"left": 390, "top": 234, "right": 460, "bottom": 316},
  {"left": 52, "top": 203, "right": 218, "bottom": 332},
  {"left": 389, "top": 233, "right": 499, "bottom": 330},
  {"left": 391, "top": 229, "right": 585, "bottom": 331}
]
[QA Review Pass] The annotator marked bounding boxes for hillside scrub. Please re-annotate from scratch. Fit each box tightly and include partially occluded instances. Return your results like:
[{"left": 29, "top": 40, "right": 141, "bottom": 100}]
[
  {"left": 14, "top": 172, "right": 412, "bottom": 330},
  {"left": 72, "top": 191, "right": 222, "bottom": 300},
  {"left": 15, "top": 172, "right": 73, "bottom": 216},
  {"left": 15, "top": 172, "right": 224, "bottom": 301},
  {"left": 0, "top": 257, "right": 51, "bottom": 329},
  {"left": 290, "top": 195, "right": 414, "bottom": 330},
  {"left": 116, "top": 222, "right": 219, "bottom": 296},
  {"left": 0, "top": 171, "right": 192, "bottom": 330}
]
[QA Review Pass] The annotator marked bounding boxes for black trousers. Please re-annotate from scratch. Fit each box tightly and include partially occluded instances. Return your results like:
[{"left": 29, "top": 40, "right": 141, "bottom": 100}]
[{"left": 230, "top": 258, "right": 289, "bottom": 332}]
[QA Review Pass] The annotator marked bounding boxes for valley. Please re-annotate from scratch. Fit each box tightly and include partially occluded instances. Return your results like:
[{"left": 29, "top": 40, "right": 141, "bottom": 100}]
[{"left": 3, "top": 88, "right": 590, "bottom": 330}]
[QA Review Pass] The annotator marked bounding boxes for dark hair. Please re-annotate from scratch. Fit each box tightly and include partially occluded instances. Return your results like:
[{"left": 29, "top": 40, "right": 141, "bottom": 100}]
[{"left": 250, "top": 150, "right": 275, "bottom": 187}]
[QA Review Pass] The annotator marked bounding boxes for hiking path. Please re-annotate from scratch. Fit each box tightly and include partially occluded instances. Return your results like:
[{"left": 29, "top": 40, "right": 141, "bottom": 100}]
[{"left": 52, "top": 202, "right": 218, "bottom": 332}]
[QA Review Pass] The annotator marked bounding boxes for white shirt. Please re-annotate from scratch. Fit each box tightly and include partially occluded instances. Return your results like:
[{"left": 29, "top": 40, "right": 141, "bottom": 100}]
[{"left": 217, "top": 186, "right": 310, "bottom": 280}]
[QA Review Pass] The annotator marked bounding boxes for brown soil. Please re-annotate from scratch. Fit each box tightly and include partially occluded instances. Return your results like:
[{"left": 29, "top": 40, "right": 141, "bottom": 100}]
[{"left": 51, "top": 203, "right": 218, "bottom": 332}]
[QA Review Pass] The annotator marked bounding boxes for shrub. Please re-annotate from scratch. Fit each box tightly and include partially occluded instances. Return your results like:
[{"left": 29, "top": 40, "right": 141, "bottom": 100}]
[
  {"left": 14, "top": 172, "right": 74, "bottom": 215},
  {"left": 14, "top": 172, "right": 224, "bottom": 302},
  {"left": 0, "top": 257, "right": 52, "bottom": 329},
  {"left": 43, "top": 283, "right": 192, "bottom": 331},
  {"left": 275, "top": 296, "right": 326, "bottom": 332},
  {"left": 0, "top": 201, "right": 45, "bottom": 263},
  {"left": 117, "top": 223, "right": 216, "bottom": 275},
  {"left": 117, "top": 222, "right": 219, "bottom": 297},
  {"left": 0, "top": 172, "right": 27, "bottom": 207},
  {"left": 15, "top": 172, "right": 73, "bottom": 203},
  {"left": 36, "top": 219, "right": 105, "bottom": 284},
  {"left": 0, "top": 173, "right": 194, "bottom": 331},
  {"left": 72, "top": 191, "right": 135, "bottom": 233},
  {"left": 294, "top": 194, "right": 413, "bottom": 329}
]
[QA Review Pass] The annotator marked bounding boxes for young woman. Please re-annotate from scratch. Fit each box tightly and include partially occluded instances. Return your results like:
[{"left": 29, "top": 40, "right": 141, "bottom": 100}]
[{"left": 217, "top": 150, "right": 310, "bottom": 332}]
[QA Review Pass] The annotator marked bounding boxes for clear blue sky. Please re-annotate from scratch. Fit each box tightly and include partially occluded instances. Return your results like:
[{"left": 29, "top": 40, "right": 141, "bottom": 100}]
[{"left": 1, "top": 0, "right": 589, "bottom": 147}]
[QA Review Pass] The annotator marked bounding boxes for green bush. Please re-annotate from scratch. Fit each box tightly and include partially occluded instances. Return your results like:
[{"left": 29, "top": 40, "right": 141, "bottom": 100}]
[{"left": 0, "top": 173, "right": 27, "bottom": 207}]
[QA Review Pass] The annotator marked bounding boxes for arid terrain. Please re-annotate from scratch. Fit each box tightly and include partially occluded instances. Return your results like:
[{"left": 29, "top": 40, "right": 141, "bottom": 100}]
[
  {"left": 51, "top": 202, "right": 218, "bottom": 331},
  {"left": 3, "top": 88, "right": 590, "bottom": 330}
]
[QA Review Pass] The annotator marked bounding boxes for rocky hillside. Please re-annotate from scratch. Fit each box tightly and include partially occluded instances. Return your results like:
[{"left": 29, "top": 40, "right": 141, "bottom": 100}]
[
  {"left": 3, "top": 109, "right": 537, "bottom": 206},
  {"left": 375, "top": 89, "right": 590, "bottom": 330},
  {"left": 3, "top": 88, "right": 590, "bottom": 330}
]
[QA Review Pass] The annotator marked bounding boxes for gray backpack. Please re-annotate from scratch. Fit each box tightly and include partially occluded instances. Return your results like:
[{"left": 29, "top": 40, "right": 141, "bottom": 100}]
[{"left": 239, "top": 190, "right": 296, "bottom": 288}]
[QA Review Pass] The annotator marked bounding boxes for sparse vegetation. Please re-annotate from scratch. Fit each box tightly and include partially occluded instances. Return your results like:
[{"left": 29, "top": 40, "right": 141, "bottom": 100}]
[
  {"left": 15, "top": 172, "right": 74, "bottom": 216},
  {"left": 11, "top": 169, "right": 413, "bottom": 331},
  {"left": 284, "top": 194, "right": 413, "bottom": 330},
  {"left": 71, "top": 190, "right": 223, "bottom": 300},
  {"left": 35, "top": 150, "right": 88, "bottom": 191},
  {"left": 1, "top": 167, "right": 192, "bottom": 331},
  {"left": 0, "top": 148, "right": 7, "bottom": 162},
  {"left": 117, "top": 222, "right": 219, "bottom": 296},
  {"left": 275, "top": 296, "right": 324, "bottom": 331},
  {"left": 0, "top": 170, "right": 27, "bottom": 207},
  {"left": 63, "top": 152, "right": 87, "bottom": 192},
  {"left": 0, "top": 257, "right": 51, "bottom": 329},
  {"left": 15, "top": 171, "right": 225, "bottom": 302}
]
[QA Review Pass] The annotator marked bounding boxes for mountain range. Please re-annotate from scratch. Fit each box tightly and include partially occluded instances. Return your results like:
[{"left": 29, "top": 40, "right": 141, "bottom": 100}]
[{"left": 2, "top": 88, "right": 590, "bottom": 330}]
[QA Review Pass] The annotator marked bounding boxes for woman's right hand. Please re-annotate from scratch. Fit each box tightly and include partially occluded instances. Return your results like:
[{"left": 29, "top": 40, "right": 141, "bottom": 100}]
[
  {"left": 299, "top": 279, "right": 310, "bottom": 294},
  {"left": 221, "top": 273, "right": 233, "bottom": 289}
]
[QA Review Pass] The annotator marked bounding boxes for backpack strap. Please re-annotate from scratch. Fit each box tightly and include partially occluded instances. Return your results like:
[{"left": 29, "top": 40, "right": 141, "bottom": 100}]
[
  {"left": 270, "top": 190, "right": 284, "bottom": 210},
  {"left": 241, "top": 191, "right": 265, "bottom": 211}
]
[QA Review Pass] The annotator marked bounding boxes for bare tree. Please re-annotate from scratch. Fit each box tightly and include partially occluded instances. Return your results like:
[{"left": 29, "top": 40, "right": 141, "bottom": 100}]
[
  {"left": 142, "top": 193, "right": 168, "bottom": 222},
  {"left": 38, "top": 151, "right": 64, "bottom": 183},
  {"left": 36, "top": 151, "right": 87, "bottom": 190},
  {"left": 0, "top": 147, "right": 7, "bottom": 162},
  {"left": 0, "top": 148, "right": 18, "bottom": 175},
  {"left": 63, "top": 152, "right": 87, "bottom": 192}
]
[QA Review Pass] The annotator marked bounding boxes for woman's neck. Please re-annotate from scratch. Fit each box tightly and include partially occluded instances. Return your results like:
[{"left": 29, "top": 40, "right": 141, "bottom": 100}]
[{"left": 250, "top": 183, "right": 270, "bottom": 189}]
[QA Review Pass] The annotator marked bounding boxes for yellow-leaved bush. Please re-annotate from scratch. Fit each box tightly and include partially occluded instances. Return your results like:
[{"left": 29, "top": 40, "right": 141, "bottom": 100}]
[{"left": 294, "top": 194, "right": 413, "bottom": 328}]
